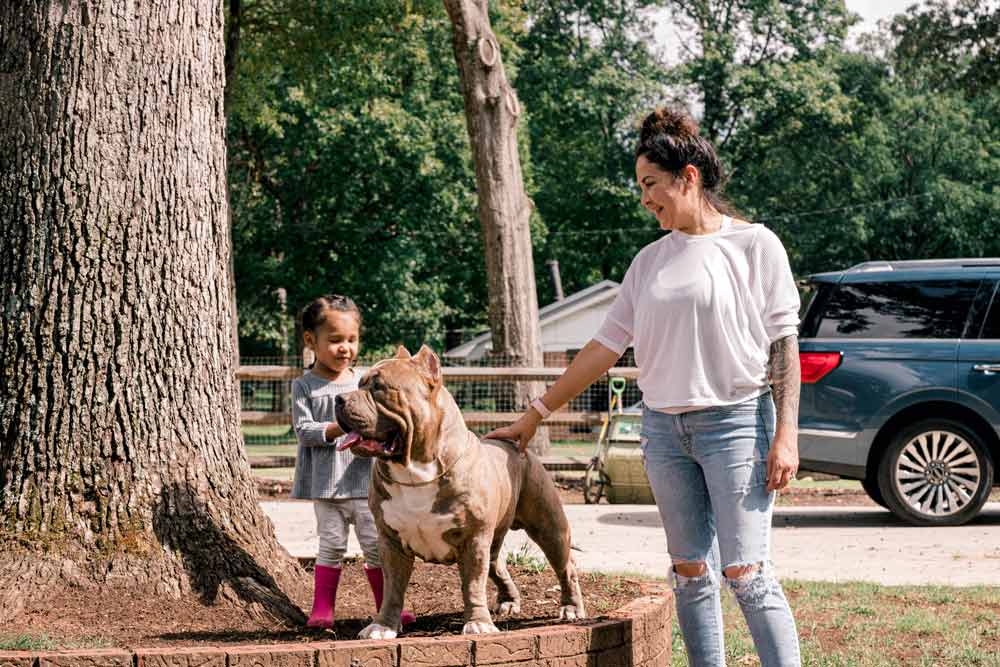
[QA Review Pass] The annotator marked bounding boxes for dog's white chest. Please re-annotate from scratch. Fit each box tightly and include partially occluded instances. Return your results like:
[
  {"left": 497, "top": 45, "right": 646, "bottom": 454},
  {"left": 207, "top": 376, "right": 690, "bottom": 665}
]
[{"left": 381, "top": 470, "right": 458, "bottom": 563}]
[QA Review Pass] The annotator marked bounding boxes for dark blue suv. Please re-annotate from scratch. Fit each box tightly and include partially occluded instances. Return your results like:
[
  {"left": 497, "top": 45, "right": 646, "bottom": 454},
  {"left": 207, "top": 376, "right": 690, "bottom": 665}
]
[{"left": 798, "top": 259, "right": 999, "bottom": 526}]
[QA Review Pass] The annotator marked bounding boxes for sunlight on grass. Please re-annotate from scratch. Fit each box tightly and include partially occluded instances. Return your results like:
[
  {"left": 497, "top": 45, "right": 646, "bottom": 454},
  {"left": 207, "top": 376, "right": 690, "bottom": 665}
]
[
  {"left": 244, "top": 443, "right": 298, "bottom": 457},
  {"left": 786, "top": 477, "right": 862, "bottom": 491},
  {"left": 0, "top": 634, "right": 56, "bottom": 651},
  {"left": 669, "top": 580, "right": 1000, "bottom": 667},
  {"left": 253, "top": 467, "right": 295, "bottom": 481},
  {"left": 0, "top": 634, "right": 112, "bottom": 651}
]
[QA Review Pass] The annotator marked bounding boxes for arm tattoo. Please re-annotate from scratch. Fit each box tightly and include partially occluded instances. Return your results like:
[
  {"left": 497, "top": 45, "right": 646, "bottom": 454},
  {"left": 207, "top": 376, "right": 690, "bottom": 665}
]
[{"left": 769, "top": 334, "right": 800, "bottom": 429}]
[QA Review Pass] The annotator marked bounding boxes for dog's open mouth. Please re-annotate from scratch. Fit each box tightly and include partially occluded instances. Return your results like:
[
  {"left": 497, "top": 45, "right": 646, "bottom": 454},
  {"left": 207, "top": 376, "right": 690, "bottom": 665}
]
[{"left": 337, "top": 430, "right": 402, "bottom": 457}]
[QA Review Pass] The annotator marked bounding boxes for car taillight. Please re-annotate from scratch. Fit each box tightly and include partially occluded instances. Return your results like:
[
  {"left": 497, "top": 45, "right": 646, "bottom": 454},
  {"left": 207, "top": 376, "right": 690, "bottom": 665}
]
[{"left": 800, "top": 352, "right": 842, "bottom": 384}]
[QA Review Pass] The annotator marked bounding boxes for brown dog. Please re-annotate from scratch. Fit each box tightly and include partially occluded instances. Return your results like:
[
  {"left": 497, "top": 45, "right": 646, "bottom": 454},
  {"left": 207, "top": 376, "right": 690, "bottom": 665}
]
[{"left": 334, "top": 345, "right": 585, "bottom": 637}]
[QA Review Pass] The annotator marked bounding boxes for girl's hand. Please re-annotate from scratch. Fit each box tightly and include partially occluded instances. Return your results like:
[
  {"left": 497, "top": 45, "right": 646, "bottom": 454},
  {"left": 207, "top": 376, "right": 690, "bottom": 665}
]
[
  {"left": 766, "top": 432, "right": 799, "bottom": 492},
  {"left": 324, "top": 422, "right": 345, "bottom": 443},
  {"left": 485, "top": 412, "right": 542, "bottom": 454}
]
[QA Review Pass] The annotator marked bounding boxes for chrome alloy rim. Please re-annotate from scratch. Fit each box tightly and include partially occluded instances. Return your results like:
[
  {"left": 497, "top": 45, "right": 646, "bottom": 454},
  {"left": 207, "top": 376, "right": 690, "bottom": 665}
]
[{"left": 894, "top": 430, "right": 982, "bottom": 517}]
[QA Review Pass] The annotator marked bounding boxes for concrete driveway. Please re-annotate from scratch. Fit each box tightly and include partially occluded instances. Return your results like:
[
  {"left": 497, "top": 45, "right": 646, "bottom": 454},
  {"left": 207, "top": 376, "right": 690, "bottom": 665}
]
[{"left": 261, "top": 501, "right": 1000, "bottom": 587}]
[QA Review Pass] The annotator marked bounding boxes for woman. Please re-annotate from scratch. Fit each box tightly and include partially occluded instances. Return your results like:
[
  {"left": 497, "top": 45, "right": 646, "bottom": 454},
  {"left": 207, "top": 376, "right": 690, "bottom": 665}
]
[{"left": 486, "top": 108, "right": 802, "bottom": 666}]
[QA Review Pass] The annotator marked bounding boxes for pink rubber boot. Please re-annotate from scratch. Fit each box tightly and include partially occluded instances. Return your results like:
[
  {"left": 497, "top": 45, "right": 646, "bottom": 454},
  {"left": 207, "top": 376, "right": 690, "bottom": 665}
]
[
  {"left": 364, "top": 565, "right": 416, "bottom": 626},
  {"left": 306, "top": 564, "right": 342, "bottom": 629}
]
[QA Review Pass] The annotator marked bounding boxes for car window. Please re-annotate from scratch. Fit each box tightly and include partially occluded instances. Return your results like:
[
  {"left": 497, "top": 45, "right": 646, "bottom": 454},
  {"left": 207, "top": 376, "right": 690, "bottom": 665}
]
[
  {"left": 980, "top": 283, "right": 1000, "bottom": 339},
  {"left": 815, "top": 280, "right": 980, "bottom": 338},
  {"left": 799, "top": 282, "right": 833, "bottom": 338}
]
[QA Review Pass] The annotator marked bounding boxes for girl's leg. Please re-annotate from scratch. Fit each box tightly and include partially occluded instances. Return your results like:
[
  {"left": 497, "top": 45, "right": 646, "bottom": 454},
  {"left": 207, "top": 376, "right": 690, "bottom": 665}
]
[
  {"left": 351, "top": 499, "right": 416, "bottom": 625},
  {"left": 315, "top": 499, "right": 350, "bottom": 567},
  {"left": 692, "top": 396, "right": 801, "bottom": 667},
  {"left": 308, "top": 500, "right": 350, "bottom": 628},
  {"left": 641, "top": 408, "right": 725, "bottom": 667}
]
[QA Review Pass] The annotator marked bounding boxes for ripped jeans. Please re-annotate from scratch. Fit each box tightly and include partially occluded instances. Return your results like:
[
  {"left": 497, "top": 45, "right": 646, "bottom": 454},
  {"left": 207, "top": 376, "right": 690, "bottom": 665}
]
[{"left": 641, "top": 394, "right": 800, "bottom": 667}]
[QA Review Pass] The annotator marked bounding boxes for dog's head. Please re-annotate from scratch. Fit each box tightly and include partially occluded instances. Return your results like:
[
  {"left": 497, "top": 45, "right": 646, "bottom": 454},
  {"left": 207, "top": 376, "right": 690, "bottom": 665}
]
[{"left": 335, "top": 344, "right": 445, "bottom": 466}]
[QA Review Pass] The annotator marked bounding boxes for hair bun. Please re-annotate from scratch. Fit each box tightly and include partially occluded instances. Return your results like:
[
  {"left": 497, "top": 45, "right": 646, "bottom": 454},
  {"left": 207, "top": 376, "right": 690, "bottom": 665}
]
[{"left": 640, "top": 107, "right": 700, "bottom": 144}]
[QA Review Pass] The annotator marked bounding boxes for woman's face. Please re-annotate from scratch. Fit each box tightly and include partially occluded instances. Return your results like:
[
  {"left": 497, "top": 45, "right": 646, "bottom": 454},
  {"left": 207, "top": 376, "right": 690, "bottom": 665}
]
[{"left": 635, "top": 155, "right": 697, "bottom": 231}]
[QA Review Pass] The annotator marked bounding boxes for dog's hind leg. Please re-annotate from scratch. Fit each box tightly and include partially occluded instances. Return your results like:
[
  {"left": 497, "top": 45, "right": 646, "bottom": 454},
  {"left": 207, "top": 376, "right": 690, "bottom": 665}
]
[
  {"left": 488, "top": 537, "right": 521, "bottom": 617},
  {"left": 458, "top": 535, "right": 500, "bottom": 634},
  {"left": 358, "top": 536, "right": 414, "bottom": 639},
  {"left": 519, "top": 470, "right": 586, "bottom": 620}
]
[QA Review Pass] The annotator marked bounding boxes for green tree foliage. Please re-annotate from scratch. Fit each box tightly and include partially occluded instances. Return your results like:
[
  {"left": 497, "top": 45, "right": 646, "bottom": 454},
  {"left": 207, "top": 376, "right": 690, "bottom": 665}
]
[
  {"left": 723, "top": 2, "right": 999, "bottom": 274},
  {"left": 889, "top": 0, "right": 999, "bottom": 97},
  {"left": 661, "top": 0, "right": 855, "bottom": 154},
  {"left": 514, "top": 0, "right": 668, "bottom": 299},
  {"left": 228, "top": 2, "right": 527, "bottom": 356},
  {"left": 227, "top": 0, "right": 999, "bottom": 354}
]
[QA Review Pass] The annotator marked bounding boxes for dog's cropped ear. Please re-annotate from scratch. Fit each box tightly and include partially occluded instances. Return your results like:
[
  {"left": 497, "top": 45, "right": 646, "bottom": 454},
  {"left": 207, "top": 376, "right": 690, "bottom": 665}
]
[
  {"left": 413, "top": 345, "right": 442, "bottom": 385},
  {"left": 395, "top": 345, "right": 412, "bottom": 359}
]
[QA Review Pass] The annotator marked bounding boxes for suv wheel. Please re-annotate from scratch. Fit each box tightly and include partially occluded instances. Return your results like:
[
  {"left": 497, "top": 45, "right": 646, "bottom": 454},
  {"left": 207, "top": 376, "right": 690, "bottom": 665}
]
[{"left": 877, "top": 419, "right": 994, "bottom": 526}]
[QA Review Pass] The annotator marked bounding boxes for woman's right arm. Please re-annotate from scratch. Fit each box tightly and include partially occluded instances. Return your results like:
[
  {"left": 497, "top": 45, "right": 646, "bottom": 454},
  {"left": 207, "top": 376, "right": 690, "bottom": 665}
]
[{"left": 485, "top": 339, "right": 622, "bottom": 452}]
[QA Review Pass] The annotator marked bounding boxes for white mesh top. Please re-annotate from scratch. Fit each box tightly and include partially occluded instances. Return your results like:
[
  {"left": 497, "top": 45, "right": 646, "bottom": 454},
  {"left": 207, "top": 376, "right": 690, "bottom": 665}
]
[{"left": 594, "top": 217, "right": 800, "bottom": 411}]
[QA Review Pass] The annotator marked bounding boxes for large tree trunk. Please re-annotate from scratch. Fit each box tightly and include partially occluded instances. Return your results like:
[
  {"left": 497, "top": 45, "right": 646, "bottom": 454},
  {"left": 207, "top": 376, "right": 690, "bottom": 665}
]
[
  {"left": 0, "top": 0, "right": 305, "bottom": 624},
  {"left": 442, "top": 0, "right": 550, "bottom": 454}
]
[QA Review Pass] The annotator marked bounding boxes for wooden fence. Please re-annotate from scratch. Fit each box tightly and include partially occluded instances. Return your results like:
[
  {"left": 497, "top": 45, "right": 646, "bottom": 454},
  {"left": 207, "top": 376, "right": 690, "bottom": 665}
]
[{"left": 238, "top": 365, "right": 640, "bottom": 430}]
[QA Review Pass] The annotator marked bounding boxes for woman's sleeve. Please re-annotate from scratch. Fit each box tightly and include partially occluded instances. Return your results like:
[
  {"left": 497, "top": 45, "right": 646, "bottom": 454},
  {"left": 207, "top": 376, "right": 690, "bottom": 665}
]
[
  {"left": 754, "top": 227, "right": 801, "bottom": 342},
  {"left": 291, "top": 380, "right": 332, "bottom": 447},
  {"left": 593, "top": 259, "right": 639, "bottom": 355}
]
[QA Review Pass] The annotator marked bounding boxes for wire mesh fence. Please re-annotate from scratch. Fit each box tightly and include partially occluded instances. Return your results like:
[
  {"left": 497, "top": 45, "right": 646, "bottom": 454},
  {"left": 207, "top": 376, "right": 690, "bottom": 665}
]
[{"left": 238, "top": 352, "right": 642, "bottom": 447}]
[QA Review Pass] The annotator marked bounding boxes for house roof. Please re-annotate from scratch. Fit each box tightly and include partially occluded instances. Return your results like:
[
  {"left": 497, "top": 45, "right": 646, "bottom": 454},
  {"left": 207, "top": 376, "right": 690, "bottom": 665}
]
[{"left": 444, "top": 279, "right": 620, "bottom": 358}]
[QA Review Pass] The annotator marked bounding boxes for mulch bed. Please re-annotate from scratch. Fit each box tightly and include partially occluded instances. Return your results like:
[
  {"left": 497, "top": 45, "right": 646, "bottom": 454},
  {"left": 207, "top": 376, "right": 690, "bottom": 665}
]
[{"left": 3, "top": 562, "right": 642, "bottom": 650}]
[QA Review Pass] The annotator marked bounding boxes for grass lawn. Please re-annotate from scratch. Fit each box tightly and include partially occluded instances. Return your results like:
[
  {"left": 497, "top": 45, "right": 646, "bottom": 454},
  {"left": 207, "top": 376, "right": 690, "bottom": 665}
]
[
  {"left": 245, "top": 443, "right": 298, "bottom": 458},
  {"left": 669, "top": 580, "right": 1000, "bottom": 666},
  {"left": 788, "top": 477, "right": 863, "bottom": 491},
  {"left": 253, "top": 467, "right": 295, "bottom": 481},
  {"left": 241, "top": 432, "right": 596, "bottom": 459}
]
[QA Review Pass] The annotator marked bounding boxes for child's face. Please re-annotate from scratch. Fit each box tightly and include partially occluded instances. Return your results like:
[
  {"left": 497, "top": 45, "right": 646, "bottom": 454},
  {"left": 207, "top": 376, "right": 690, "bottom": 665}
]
[{"left": 306, "top": 310, "right": 360, "bottom": 376}]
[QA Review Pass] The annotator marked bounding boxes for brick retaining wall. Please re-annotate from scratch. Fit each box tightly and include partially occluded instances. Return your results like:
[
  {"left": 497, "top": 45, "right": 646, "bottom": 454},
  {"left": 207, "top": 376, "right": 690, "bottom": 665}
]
[{"left": 0, "top": 591, "right": 673, "bottom": 667}]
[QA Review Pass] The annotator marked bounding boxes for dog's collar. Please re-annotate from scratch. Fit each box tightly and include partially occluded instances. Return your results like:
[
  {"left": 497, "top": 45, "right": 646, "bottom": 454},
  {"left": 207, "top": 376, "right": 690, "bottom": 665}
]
[{"left": 375, "top": 432, "right": 474, "bottom": 487}]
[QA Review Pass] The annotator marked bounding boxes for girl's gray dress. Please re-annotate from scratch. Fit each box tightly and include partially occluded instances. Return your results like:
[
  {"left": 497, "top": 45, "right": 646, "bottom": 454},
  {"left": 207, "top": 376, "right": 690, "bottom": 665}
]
[{"left": 290, "top": 369, "right": 372, "bottom": 500}]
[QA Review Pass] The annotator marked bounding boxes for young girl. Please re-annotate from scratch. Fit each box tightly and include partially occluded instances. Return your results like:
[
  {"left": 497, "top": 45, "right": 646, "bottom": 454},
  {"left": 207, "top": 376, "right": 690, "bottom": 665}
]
[{"left": 291, "top": 295, "right": 415, "bottom": 629}]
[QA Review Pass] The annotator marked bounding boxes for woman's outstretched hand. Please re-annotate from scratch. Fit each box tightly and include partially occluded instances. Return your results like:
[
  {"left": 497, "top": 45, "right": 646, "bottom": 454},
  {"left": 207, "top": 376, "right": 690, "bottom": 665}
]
[{"left": 485, "top": 411, "right": 542, "bottom": 454}]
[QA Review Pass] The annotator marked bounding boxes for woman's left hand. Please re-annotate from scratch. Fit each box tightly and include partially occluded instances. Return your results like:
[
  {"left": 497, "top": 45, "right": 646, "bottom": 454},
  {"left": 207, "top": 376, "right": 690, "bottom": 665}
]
[{"left": 766, "top": 433, "right": 799, "bottom": 492}]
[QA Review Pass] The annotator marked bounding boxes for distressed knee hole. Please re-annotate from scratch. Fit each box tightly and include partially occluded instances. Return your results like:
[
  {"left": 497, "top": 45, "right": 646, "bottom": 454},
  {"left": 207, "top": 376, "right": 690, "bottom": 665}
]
[
  {"left": 673, "top": 561, "right": 708, "bottom": 578},
  {"left": 724, "top": 561, "right": 776, "bottom": 607},
  {"left": 723, "top": 563, "right": 759, "bottom": 581},
  {"left": 670, "top": 560, "right": 716, "bottom": 590}
]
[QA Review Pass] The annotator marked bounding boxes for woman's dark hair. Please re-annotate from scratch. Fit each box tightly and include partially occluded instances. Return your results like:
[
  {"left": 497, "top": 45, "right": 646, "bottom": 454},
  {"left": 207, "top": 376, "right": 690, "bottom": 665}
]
[
  {"left": 300, "top": 294, "right": 362, "bottom": 333},
  {"left": 635, "top": 107, "right": 740, "bottom": 217}
]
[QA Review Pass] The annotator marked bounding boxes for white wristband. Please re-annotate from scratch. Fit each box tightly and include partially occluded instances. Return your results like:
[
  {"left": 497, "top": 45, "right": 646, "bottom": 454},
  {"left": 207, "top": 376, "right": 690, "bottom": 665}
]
[{"left": 530, "top": 398, "right": 551, "bottom": 420}]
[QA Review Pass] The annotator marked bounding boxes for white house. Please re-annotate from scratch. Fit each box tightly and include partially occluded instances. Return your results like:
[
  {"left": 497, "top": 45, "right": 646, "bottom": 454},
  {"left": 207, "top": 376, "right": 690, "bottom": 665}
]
[{"left": 444, "top": 280, "right": 621, "bottom": 362}]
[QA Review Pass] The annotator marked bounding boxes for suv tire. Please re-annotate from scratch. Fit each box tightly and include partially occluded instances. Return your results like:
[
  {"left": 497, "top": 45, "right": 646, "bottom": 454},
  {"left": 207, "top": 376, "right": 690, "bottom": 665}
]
[
  {"left": 860, "top": 476, "right": 888, "bottom": 509},
  {"left": 877, "top": 418, "right": 994, "bottom": 526}
]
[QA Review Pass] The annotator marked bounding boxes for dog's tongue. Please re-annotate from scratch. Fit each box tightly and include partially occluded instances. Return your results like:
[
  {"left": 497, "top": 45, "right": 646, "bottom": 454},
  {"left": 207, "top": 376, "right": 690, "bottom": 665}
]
[
  {"left": 337, "top": 431, "right": 361, "bottom": 451},
  {"left": 337, "top": 431, "right": 383, "bottom": 453}
]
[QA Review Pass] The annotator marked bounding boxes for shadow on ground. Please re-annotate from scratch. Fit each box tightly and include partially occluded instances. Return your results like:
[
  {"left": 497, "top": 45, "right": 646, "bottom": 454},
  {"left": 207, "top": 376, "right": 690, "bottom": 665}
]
[{"left": 596, "top": 505, "right": 1000, "bottom": 528}]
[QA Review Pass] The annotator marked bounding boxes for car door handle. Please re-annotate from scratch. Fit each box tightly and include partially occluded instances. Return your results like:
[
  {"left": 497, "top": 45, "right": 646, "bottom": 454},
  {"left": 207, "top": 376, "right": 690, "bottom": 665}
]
[{"left": 973, "top": 364, "right": 1000, "bottom": 375}]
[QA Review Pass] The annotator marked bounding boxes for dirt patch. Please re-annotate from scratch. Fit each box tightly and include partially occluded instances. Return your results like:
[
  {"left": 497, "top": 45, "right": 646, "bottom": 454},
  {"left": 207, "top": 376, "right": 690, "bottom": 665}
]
[{"left": 2, "top": 562, "right": 642, "bottom": 650}]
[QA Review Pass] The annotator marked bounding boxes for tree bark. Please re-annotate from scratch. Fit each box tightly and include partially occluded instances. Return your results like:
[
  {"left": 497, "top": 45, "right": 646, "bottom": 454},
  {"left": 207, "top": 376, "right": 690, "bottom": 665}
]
[
  {"left": 0, "top": 0, "right": 305, "bottom": 624},
  {"left": 442, "top": 0, "right": 550, "bottom": 454}
]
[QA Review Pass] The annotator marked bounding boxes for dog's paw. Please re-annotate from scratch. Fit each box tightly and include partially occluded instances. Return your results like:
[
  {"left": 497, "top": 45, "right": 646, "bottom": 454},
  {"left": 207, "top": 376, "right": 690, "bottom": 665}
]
[
  {"left": 462, "top": 621, "right": 500, "bottom": 634},
  {"left": 358, "top": 622, "right": 398, "bottom": 640},
  {"left": 559, "top": 605, "right": 586, "bottom": 621},
  {"left": 495, "top": 601, "right": 521, "bottom": 617}
]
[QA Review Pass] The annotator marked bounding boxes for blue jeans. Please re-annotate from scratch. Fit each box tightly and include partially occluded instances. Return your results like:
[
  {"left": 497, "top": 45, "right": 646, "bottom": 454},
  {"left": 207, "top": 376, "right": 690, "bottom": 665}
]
[{"left": 641, "top": 394, "right": 800, "bottom": 667}]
